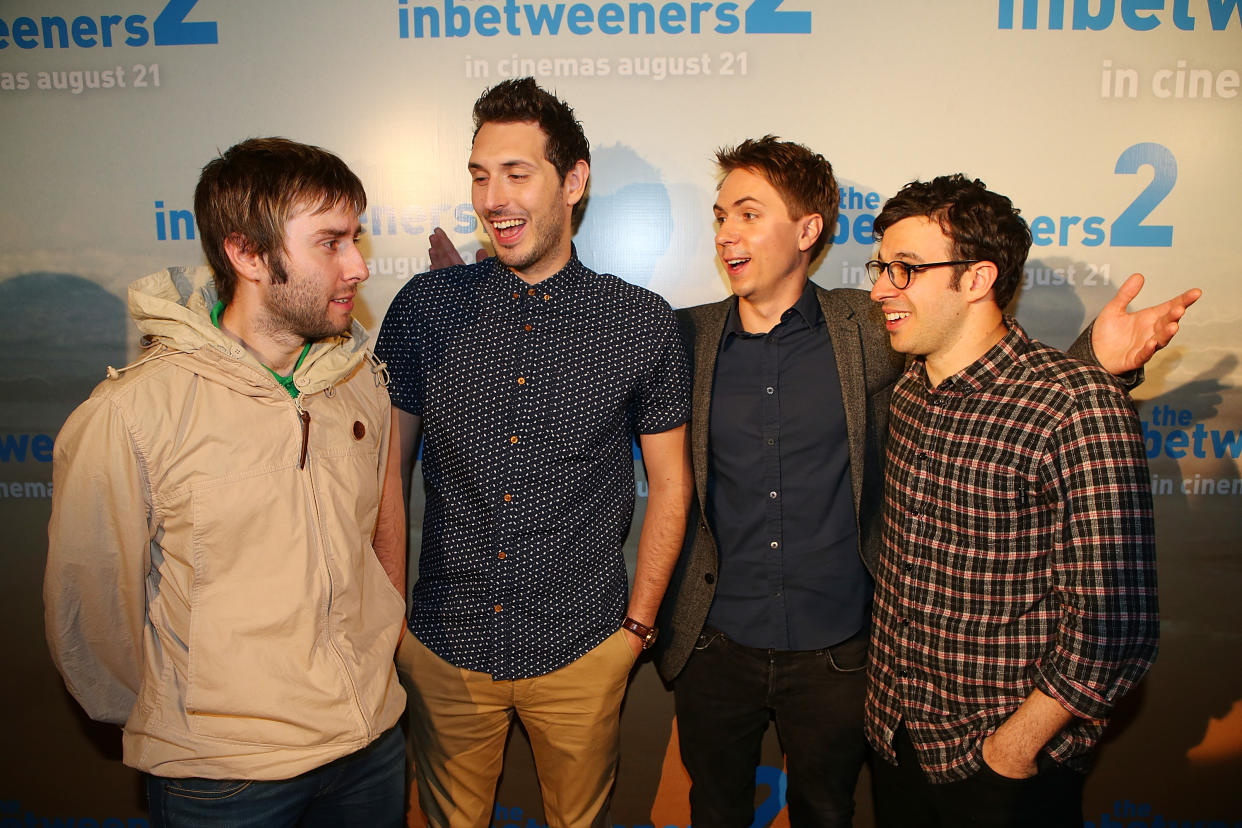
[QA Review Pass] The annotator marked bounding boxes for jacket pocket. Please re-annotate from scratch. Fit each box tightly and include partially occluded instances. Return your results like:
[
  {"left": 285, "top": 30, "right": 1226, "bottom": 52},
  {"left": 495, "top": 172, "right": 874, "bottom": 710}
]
[{"left": 183, "top": 466, "right": 357, "bottom": 746}]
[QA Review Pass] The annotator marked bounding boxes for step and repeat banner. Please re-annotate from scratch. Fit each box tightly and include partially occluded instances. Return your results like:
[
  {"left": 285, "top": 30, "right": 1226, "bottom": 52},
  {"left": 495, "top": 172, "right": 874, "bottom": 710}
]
[{"left": 2, "top": 1, "right": 1239, "bottom": 825}]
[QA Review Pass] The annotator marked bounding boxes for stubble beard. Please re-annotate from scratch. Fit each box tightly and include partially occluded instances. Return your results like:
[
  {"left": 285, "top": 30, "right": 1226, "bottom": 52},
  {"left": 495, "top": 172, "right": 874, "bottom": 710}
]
[
  {"left": 491, "top": 210, "right": 566, "bottom": 278},
  {"left": 261, "top": 254, "right": 349, "bottom": 343}
]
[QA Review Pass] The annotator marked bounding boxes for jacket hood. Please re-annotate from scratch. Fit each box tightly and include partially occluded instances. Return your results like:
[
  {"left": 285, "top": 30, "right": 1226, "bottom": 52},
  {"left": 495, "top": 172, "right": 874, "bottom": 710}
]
[{"left": 125, "top": 266, "right": 377, "bottom": 397}]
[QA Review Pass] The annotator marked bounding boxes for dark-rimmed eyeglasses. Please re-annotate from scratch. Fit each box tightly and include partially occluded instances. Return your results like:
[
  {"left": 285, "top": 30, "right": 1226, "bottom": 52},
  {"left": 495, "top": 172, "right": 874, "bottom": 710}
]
[{"left": 865, "top": 259, "right": 980, "bottom": 290}]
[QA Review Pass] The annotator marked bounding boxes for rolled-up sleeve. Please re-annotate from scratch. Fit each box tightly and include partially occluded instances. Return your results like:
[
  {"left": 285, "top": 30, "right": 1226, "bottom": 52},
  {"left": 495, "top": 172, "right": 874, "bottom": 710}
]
[{"left": 1035, "top": 387, "right": 1158, "bottom": 720}]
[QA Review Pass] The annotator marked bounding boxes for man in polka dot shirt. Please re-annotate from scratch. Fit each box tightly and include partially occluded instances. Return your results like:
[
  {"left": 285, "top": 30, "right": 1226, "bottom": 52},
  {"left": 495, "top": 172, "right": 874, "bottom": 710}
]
[{"left": 376, "top": 78, "right": 694, "bottom": 828}]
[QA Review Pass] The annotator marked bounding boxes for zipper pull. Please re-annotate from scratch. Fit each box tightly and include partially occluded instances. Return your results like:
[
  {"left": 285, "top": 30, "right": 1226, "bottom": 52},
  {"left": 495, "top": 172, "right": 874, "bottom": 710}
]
[{"left": 299, "top": 409, "right": 311, "bottom": 469}]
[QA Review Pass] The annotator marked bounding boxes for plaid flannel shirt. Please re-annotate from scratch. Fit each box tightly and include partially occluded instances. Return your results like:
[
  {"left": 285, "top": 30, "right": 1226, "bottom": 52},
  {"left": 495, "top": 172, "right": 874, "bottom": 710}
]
[{"left": 865, "top": 318, "right": 1158, "bottom": 782}]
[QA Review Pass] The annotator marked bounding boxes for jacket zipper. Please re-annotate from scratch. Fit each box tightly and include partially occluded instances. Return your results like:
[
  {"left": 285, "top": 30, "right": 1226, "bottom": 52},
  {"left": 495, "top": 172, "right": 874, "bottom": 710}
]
[
  {"left": 298, "top": 407, "right": 311, "bottom": 469},
  {"left": 293, "top": 393, "right": 372, "bottom": 738}
]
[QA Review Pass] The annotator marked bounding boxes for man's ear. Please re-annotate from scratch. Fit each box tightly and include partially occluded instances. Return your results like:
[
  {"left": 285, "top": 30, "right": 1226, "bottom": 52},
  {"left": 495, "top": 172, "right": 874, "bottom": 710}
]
[
  {"left": 563, "top": 160, "right": 590, "bottom": 207},
  {"left": 964, "top": 260, "right": 1000, "bottom": 303},
  {"left": 224, "top": 234, "right": 268, "bottom": 285},
  {"left": 797, "top": 213, "right": 824, "bottom": 253}
]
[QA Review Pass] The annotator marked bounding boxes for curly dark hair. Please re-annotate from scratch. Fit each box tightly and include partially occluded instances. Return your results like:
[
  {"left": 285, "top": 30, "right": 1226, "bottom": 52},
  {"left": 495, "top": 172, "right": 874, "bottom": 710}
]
[
  {"left": 715, "top": 135, "right": 839, "bottom": 262},
  {"left": 873, "top": 174, "right": 1030, "bottom": 308}
]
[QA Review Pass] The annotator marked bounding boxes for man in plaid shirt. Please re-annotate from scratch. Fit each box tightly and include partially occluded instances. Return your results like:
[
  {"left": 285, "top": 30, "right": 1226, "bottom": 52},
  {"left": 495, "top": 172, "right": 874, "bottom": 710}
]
[{"left": 864, "top": 174, "right": 1160, "bottom": 827}]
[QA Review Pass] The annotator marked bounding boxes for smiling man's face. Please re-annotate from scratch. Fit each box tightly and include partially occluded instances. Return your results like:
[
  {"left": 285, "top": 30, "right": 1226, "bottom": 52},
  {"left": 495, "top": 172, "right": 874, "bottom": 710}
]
[
  {"left": 713, "top": 167, "right": 814, "bottom": 308},
  {"left": 469, "top": 120, "right": 584, "bottom": 284}
]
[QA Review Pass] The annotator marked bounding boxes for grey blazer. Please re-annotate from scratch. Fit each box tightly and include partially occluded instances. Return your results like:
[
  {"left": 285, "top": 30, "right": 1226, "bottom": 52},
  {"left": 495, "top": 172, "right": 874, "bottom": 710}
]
[{"left": 653, "top": 285, "right": 905, "bottom": 683}]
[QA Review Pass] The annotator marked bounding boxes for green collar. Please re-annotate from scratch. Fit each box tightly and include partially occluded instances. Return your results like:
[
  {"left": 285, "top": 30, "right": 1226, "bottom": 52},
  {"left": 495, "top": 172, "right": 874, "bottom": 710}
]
[{"left": 211, "top": 301, "right": 311, "bottom": 398}]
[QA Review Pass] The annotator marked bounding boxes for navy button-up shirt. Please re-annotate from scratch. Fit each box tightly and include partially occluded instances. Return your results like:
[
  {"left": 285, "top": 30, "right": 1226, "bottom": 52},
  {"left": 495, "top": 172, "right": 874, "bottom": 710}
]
[
  {"left": 705, "top": 284, "right": 869, "bottom": 650},
  {"left": 376, "top": 253, "right": 691, "bottom": 679}
]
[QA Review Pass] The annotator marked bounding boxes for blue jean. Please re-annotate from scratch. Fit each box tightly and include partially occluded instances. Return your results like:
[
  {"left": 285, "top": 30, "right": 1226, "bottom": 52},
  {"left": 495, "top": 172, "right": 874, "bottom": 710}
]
[
  {"left": 673, "top": 626, "right": 869, "bottom": 828},
  {"left": 145, "top": 726, "right": 405, "bottom": 828}
]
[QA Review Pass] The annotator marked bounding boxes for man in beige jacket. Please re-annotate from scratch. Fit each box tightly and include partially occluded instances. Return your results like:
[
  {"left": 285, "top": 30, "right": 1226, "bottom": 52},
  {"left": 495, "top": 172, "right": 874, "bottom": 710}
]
[{"left": 45, "top": 138, "right": 408, "bottom": 827}]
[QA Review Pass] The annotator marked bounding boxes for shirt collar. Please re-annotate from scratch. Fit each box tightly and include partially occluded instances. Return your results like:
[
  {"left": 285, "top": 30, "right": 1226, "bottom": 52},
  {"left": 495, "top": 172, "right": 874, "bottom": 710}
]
[
  {"left": 722, "top": 279, "right": 821, "bottom": 341},
  {"left": 210, "top": 300, "right": 310, "bottom": 398},
  {"left": 488, "top": 243, "right": 587, "bottom": 295},
  {"left": 916, "top": 315, "right": 1029, "bottom": 395},
  {"left": 789, "top": 280, "right": 821, "bottom": 327}
]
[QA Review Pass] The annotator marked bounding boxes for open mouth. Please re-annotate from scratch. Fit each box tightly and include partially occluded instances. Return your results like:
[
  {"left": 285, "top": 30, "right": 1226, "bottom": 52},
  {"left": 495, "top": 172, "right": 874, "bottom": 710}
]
[
  {"left": 883, "top": 310, "right": 910, "bottom": 328},
  {"left": 723, "top": 256, "right": 750, "bottom": 274},
  {"left": 491, "top": 217, "right": 526, "bottom": 242}
]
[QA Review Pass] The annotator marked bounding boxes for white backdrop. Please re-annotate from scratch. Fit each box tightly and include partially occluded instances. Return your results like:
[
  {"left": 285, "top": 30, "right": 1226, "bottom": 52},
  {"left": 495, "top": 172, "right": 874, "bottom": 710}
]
[{"left": 2, "top": 1, "right": 1239, "bottom": 825}]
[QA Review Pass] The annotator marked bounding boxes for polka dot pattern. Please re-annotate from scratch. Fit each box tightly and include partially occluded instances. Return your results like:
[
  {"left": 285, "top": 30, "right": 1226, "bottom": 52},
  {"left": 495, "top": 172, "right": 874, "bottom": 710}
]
[{"left": 376, "top": 253, "right": 691, "bottom": 679}]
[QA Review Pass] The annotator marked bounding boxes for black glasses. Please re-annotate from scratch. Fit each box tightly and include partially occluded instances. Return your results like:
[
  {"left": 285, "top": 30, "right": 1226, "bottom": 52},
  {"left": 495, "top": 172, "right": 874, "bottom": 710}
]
[{"left": 865, "top": 259, "right": 980, "bottom": 290}]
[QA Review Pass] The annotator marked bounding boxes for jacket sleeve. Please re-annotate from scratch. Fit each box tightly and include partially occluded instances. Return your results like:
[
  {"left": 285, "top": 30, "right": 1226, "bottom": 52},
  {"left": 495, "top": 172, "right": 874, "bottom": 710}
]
[
  {"left": 45, "top": 394, "right": 152, "bottom": 726},
  {"left": 1067, "top": 322, "right": 1143, "bottom": 390}
]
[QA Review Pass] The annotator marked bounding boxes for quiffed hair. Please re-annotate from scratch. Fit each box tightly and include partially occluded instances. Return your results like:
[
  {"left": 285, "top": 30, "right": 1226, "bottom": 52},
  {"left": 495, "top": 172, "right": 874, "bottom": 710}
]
[
  {"left": 194, "top": 137, "right": 366, "bottom": 305},
  {"left": 873, "top": 174, "right": 1030, "bottom": 308},
  {"left": 471, "top": 77, "right": 591, "bottom": 181},
  {"left": 715, "top": 135, "right": 839, "bottom": 261}
]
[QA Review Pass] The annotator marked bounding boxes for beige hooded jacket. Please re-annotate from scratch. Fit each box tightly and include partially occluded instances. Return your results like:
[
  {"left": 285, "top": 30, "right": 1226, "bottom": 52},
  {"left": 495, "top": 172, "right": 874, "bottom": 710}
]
[{"left": 45, "top": 266, "right": 406, "bottom": 779}]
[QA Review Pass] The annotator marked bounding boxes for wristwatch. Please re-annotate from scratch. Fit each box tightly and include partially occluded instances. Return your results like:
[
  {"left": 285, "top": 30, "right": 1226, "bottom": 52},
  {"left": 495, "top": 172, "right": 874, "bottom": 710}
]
[{"left": 621, "top": 616, "right": 659, "bottom": 649}]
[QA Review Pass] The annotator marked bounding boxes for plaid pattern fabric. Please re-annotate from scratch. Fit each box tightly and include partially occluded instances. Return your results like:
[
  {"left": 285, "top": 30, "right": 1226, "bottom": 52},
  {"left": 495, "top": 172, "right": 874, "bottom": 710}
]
[{"left": 865, "top": 318, "right": 1158, "bottom": 782}]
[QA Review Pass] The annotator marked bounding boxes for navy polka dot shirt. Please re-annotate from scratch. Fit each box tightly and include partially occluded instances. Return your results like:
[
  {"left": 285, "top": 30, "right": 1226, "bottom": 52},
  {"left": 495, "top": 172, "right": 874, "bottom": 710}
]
[{"left": 376, "top": 253, "right": 691, "bottom": 679}]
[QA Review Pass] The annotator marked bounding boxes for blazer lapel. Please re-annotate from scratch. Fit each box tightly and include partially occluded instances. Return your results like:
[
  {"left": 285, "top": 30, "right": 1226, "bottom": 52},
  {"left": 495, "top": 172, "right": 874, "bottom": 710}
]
[
  {"left": 689, "top": 299, "right": 731, "bottom": 508},
  {"left": 817, "top": 287, "right": 868, "bottom": 518}
]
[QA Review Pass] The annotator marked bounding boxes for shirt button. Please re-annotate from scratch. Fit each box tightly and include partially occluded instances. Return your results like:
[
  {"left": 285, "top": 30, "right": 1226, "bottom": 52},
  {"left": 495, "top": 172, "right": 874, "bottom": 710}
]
[
  {"left": 769, "top": 491, "right": 778, "bottom": 499},
  {"left": 512, "top": 292, "right": 520, "bottom": 300},
  {"left": 509, "top": 435, "right": 519, "bottom": 444},
  {"left": 704, "top": 573, "right": 715, "bottom": 584},
  {"left": 904, "top": 561, "right": 914, "bottom": 572},
  {"left": 765, "top": 386, "right": 775, "bottom": 395},
  {"left": 769, "top": 541, "right": 779, "bottom": 549},
  {"left": 543, "top": 294, "right": 550, "bottom": 301},
  {"left": 503, "top": 493, "right": 513, "bottom": 502},
  {"left": 494, "top": 604, "right": 503, "bottom": 613},
  {"left": 498, "top": 551, "right": 507, "bottom": 559},
  {"left": 516, "top": 377, "right": 526, "bottom": 385},
  {"left": 524, "top": 323, "right": 533, "bottom": 331},
  {"left": 766, "top": 438, "right": 775, "bottom": 446},
  {"left": 527, "top": 288, "right": 536, "bottom": 295}
]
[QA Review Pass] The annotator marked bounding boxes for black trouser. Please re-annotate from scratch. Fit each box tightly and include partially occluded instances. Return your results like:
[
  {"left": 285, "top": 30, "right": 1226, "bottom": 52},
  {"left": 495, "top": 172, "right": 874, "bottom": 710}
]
[
  {"left": 871, "top": 722, "right": 1085, "bottom": 828},
  {"left": 673, "top": 626, "right": 869, "bottom": 828}
]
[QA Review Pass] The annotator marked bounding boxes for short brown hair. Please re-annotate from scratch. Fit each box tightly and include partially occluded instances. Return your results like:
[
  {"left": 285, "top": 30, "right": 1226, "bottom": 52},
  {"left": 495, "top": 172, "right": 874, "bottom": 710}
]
[
  {"left": 194, "top": 137, "right": 366, "bottom": 305},
  {"left": 715, "top": 136, "right": 839, "bottom": 261}
]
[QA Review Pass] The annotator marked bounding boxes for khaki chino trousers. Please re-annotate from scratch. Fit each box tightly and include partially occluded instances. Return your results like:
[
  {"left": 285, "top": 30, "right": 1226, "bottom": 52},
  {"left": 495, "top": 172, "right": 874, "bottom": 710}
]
[{"left": 397, "top": 629, "right": 637, "bottom": 828}]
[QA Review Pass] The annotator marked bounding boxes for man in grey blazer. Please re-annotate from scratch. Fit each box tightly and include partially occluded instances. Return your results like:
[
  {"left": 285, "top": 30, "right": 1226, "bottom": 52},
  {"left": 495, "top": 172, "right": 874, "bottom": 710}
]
[{"left": 652, "top": 136, "right": 1199, "bottom": 827}]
